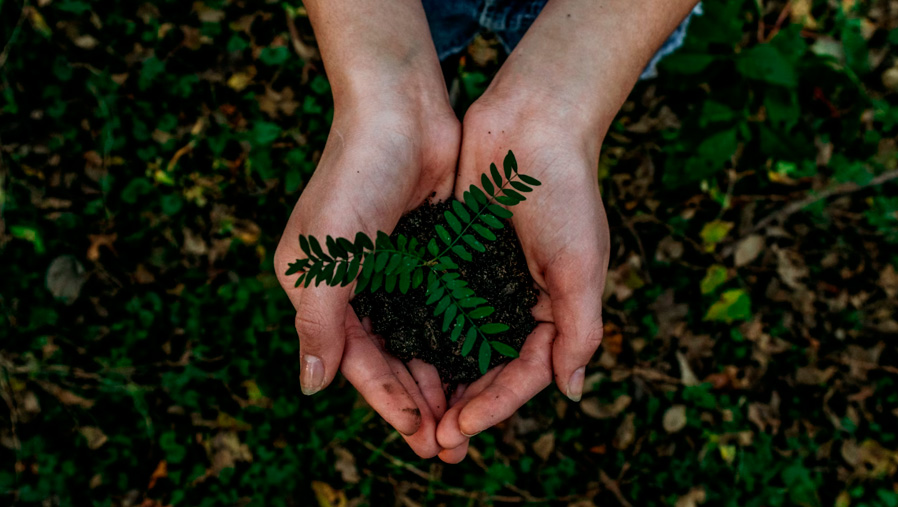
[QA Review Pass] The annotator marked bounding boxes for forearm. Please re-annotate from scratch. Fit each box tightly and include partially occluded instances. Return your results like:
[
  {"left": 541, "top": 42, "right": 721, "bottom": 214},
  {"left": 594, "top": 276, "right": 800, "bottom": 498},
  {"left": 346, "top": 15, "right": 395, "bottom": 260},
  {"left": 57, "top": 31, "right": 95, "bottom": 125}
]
[
  {"left": 304, "top": 0, "right": 448, "bottom": 112},
  {"left": 483, "top": 0, "right": 698, "bottom": 138}
]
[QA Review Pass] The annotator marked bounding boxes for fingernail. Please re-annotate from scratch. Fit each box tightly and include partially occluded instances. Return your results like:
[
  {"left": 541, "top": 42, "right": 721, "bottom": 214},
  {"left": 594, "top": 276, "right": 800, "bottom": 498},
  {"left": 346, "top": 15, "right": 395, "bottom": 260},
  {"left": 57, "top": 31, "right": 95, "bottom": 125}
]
[
  {"left": 461, "top": 430, "right": 480, "bottom": 438},
  {"left": 566, "top": 367, "right": 585, "bottom": 402},
  {"left": 300, "top": 355, "right": 325, "bottom": 395}
]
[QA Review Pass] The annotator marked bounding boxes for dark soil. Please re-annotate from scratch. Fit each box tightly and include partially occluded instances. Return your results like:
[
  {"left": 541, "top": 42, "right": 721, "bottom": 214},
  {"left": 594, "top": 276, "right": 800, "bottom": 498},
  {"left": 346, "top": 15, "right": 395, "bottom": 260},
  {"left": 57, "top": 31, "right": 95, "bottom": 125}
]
[{"left": 351, "top": 199, "right": 538, "bottom": 385}]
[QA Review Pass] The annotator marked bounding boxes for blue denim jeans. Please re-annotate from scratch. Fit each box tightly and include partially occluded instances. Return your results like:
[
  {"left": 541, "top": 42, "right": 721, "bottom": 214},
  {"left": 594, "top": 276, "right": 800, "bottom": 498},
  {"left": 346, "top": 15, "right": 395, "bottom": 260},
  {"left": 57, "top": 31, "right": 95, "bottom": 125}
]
[{"left": 421, "top": 0, "right": 702, "bottom": 79}]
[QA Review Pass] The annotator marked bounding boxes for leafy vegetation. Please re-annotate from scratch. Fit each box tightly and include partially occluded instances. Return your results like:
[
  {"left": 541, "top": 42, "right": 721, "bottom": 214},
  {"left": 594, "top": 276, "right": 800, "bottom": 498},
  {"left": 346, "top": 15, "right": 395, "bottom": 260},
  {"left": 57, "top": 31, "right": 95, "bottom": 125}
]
[
  {"left": 2, "top": 0, "right": 898, "bottom": 506},
  {"left": 286, "top": 151, "right": 539, "bottom": 374}
]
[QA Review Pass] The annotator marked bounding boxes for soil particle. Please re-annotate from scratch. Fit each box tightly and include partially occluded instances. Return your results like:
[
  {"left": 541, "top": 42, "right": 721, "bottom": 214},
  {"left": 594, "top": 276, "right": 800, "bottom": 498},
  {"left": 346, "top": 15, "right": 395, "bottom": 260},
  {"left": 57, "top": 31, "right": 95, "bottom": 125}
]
[{"left": 351, "top": 199, "right": 538, "bottom": 385}]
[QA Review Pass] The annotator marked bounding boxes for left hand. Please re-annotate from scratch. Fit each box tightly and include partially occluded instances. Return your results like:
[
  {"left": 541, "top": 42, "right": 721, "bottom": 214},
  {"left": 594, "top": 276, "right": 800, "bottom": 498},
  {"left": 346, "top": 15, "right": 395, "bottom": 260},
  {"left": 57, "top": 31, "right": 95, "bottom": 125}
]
[{"left": 434, "top": 94, "right": 612, "bottom": 463}]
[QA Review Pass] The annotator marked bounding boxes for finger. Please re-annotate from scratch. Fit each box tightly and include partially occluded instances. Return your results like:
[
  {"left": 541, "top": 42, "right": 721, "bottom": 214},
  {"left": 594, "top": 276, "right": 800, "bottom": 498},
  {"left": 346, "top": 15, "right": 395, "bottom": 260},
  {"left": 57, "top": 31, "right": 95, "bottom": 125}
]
[
  {"left": 546, "top": 253, "right": 606, "bottom": 402},
  {"left": 385, "top": 356, "right": 441, "bottom": 459},
  {"left": 456, "top": 323, "right": 555, "bottom": 436},
  {"left": 341, "top": 310, "right": 422, "bottom": 437},
  {"left": 295, "top": 285, "right": 351, "bottom": 395},
  {"left": 438, "top": 441, "right": 469, "bottom": 464},
  {"left": 436, "top": 365, "right": 505, "bottom": 450},
  {"left": 407, "top": 359, "right": 447, "bottom": 420}
]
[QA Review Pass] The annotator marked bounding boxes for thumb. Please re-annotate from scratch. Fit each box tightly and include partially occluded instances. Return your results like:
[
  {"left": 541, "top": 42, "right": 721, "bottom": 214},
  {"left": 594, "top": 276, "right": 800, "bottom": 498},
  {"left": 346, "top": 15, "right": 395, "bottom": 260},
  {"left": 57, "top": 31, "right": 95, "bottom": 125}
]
[
  {"left": 547, "top": 253, "right": 605, "bottom": 402},
  {"left": 295, "top": 284, "right": 350, "bottom": 395}
]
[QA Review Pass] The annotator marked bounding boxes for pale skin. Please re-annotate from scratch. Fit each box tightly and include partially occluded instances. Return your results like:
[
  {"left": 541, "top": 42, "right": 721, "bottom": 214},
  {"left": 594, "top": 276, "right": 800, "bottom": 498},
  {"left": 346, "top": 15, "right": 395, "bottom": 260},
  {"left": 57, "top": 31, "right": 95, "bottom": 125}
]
[{"left": 274, "top": 0, "right": 699, "bottom": 461}]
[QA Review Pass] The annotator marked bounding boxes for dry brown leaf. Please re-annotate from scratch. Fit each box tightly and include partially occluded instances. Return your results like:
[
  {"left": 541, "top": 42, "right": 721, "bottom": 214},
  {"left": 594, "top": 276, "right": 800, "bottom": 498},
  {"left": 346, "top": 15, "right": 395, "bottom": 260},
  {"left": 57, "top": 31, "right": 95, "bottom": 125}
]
[
  {"left": 87, "top": 233, "right": 117, "bottom": 261},
  {"left": 663, "top": 405, "right": 688, "bottom": 433},
  {"left": 675, "top": 487, "right": 707, "bottom": 507},
  {"left": 79, "top": 426, "right": 108, "bottom": 449},
  {"left": 73, "top": 35, "right": 99, "bottom": 49},
  {"left": 675, "top": 351, "right": 700, "bottom": 386},
  {"left": 147, "top": 460, "right": 167, "bottom": 489},
  {"left": 46, "top": 255, "right": 86, "bottom": 304},
  {"left": 581, "top": 395, "right": 632, "bottom": 419},
  {"left": 795, "top": 365, "right": 837, "bottom": 385},
  {"left": 209, "top": 431, "right": 253, "bottom": 475},
  {"left": 533, "top": 432, "right": 555, "bottom": 461},
  {"left": 880, "top": 264, "right": 898, "bottom": 298},
  {"left": 333, "top": 447, "right": 359, "bottom": 484},
  {"left": 613, "top": 413, "right": 636, "bottom": 450},
  {"left": 734, "top": 234, "right": 765, "bottom": 267},
  {"left": 49, "top": 386, "right": 94, "bottom": 408}
]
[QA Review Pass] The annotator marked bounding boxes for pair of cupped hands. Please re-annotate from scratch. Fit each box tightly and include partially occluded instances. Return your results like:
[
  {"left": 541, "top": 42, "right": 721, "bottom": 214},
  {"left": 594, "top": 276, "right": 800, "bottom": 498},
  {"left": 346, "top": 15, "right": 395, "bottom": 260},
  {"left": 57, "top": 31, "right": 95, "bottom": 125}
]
[{"left": 274, "top": 86, "right": 611, "bottom": 462}]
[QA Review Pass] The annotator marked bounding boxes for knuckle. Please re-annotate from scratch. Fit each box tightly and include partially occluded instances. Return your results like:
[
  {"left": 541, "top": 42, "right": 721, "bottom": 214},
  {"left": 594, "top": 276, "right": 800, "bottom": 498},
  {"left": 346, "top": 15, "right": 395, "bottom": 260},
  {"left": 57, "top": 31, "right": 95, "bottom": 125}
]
[{"left": 294, "top": 310, "right": 326, "bottom": 343}]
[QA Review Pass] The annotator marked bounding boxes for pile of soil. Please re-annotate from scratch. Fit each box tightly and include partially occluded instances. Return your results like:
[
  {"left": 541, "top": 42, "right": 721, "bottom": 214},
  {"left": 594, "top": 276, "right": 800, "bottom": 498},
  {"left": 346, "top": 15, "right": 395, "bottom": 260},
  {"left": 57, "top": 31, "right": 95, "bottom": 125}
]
[{"left": 351, "top": 199, "right": 538, "bottom": 385}]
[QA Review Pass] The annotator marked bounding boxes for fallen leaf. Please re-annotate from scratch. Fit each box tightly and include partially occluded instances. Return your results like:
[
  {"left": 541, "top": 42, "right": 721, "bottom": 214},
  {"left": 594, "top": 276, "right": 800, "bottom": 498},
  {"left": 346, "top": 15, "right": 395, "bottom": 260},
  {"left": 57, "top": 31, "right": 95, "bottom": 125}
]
[
  {"left": 73, "top": 34, "right": 99, "bottom": 49},
  {"left": 333, "top": 447, "right": 359, "bottom": 484},
  {"left": 675, "top": 351, "right": 700, "bottom": 386},
  {"left": 700, "top": 264, "right": 729, "bottom": 294},
  {"left": 147, "top": 460, "right": 167, "bottom": 489},
  {"left": 46, "top": 255, "right": 86, "bottom": 304},
  {"left": 663, "top": 405, "right": 688, "bottom": 433},
  {"left": 227, "top": 68, "right": 256, "bottom": 91},
  {"left": 700, "top": 220, "right": 734, "bottom": 252},
  {"left": 704, "top": 289, "right": 752, "bottom": 323},
  {"left": 734, "top": 234, "right": 765, "bottom": 267},
  {"left": 790, "top": 0, "right": 818, "bottom": 29},
  {"left": 581, "top": 395, "right": 632, "bottom": 419},
  {"left": 676, "top": 487, "right": 707, "bottom": 507},
  {"left": 311, "top": 481, "right": 347, "bottom": 507},
  {"left": 719, "top": 444, "right": 736, "bottom": 464},
  {"left": 79, "top": 426, "right": 108, "bottom": 449},
  {"left": 87, "top": 233, "right": 117, "bottom": 261},
  {"left": 533, "top": 432, "right": 555, "bottom": 461},
  {"left": 795, "top": 365, "right": 837, "bottom": 385},
  {"left": 613, "top": 413, "right": 636, "bottom": 450},
  {"left": 45, "top": 384, "right": 94, "bottom": 408}
]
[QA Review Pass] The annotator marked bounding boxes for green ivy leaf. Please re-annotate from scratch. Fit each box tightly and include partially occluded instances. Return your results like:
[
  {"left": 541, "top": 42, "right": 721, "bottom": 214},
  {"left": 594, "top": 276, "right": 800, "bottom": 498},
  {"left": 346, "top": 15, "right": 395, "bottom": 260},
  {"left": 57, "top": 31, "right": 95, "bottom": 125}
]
[
  {"left": 704, "top": 289, "right": 752, "bottom": 323},
  {"left": 700, "top": 264, "right": 729, "bottom": 294}
]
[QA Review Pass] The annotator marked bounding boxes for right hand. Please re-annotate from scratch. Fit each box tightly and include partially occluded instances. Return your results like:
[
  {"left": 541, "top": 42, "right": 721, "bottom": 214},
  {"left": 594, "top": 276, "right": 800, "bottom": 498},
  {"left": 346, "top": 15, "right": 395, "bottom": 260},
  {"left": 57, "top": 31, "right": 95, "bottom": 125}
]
[{"left": 274, "top": 101, "right": 460, "bottom": 457}]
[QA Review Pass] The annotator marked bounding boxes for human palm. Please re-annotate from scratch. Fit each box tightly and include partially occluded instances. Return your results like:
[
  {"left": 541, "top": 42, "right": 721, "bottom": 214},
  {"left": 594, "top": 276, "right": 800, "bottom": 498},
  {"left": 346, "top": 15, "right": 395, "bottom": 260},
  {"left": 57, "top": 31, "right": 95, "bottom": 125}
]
[
  {"left": 434, "top": 104, "right": 611, "bottom": 462},
  {"left": 274, "top": 109, "right": 459, "bottom": 457}
]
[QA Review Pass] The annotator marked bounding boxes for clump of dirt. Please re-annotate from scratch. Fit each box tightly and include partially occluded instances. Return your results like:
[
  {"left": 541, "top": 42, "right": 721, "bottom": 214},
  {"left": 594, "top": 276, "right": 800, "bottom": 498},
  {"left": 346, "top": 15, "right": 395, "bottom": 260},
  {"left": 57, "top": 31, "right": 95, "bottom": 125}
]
[{"left": 351, "top": 199, "right": 538, "bottom": 385}]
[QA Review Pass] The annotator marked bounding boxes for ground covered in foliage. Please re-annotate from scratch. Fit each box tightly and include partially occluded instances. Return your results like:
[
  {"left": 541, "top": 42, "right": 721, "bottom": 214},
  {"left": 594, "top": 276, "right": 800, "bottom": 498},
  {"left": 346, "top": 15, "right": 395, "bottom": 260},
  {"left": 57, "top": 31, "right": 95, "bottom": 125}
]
[{"left": 2, "top": 0, "right": 898, "bottom": 505}]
